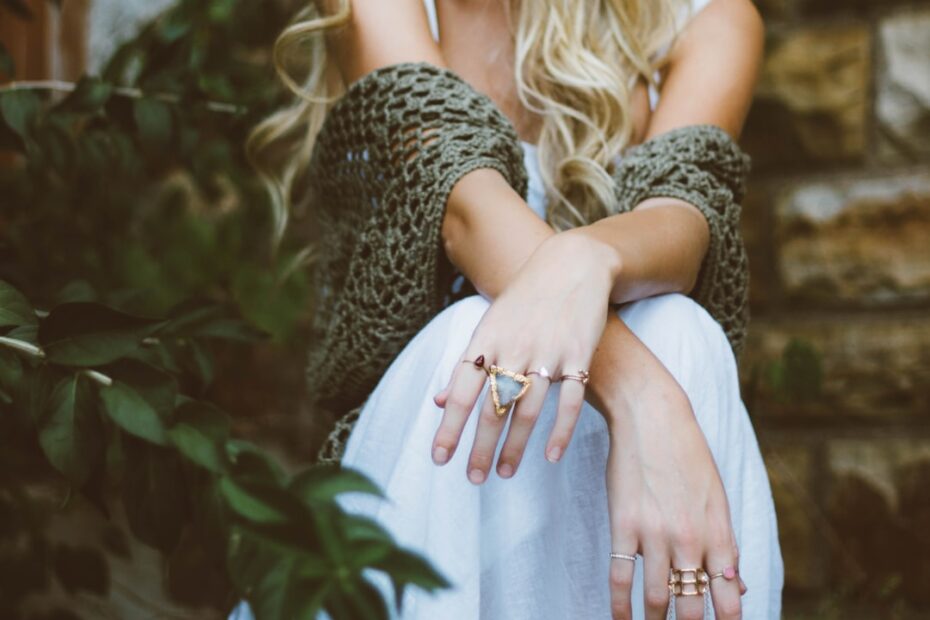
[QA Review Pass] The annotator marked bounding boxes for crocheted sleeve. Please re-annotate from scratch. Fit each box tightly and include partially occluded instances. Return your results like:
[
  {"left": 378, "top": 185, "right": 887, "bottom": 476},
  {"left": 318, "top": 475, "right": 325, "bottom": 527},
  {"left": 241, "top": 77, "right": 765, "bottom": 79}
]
[
  {"left": 610, "top": 124, "right": 752, "bottom": 357},
  {"left": 304, "top": 62, "right": 528, "bottom": 414}
]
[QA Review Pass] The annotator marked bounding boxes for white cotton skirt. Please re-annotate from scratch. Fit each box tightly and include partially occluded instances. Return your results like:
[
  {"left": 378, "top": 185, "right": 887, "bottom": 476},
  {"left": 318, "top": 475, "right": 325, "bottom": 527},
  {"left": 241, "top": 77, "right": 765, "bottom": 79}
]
[{"left": 231, "top": 292, "right": 783, "bottom": 620}]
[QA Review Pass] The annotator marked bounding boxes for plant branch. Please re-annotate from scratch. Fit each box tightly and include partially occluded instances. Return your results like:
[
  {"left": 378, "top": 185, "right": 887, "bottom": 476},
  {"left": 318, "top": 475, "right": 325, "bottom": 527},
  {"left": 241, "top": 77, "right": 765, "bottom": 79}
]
[
  {"left": 0, "top": 336, "right": 45, "bottom": 359},
  {"left": 0, "top": 80, "right": 244, "bottom": 114}
]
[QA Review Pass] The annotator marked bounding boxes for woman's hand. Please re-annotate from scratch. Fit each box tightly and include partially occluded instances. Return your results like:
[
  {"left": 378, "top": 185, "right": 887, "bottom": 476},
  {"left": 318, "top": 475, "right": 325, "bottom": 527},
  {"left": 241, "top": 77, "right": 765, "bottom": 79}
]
[
  {"left": 431, "top": 229, "right": 619, "bottom": 483},
  {"left": 603, "top": 349, "right": 747, "bottom": 620}
]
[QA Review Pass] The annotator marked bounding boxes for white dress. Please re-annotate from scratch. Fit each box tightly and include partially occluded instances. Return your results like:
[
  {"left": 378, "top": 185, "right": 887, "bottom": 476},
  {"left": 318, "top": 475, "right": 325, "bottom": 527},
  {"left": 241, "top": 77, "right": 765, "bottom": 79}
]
[{"left": 232, "top": 1, "right": 784, "bottom": 618}]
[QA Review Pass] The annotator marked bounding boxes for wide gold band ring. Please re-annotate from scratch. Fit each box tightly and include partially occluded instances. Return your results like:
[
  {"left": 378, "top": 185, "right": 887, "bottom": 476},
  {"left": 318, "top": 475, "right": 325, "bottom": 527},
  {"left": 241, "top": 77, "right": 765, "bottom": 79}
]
[{"left": 668, "top": 567, "right": 709, "bottom": 596}]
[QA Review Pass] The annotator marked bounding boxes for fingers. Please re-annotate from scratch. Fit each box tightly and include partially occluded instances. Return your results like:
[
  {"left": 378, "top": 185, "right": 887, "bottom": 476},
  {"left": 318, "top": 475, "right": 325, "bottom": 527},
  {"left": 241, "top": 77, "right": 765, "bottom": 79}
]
[
  {"left": 608, "top": 555, "right": 636, "bottom": 620},
  {"left": 496, "top": 371, "right": 550, "bottom": 478},
  {"left": 642, "top": 544, "right": 671, "bottom": 620},
  {"left": 669, "top": 555, "right": 707, "bottom": 620},
  {"left": 607, "top": 535, "right": 638, "bottom": 619},
  {"left": 432, "top": 354, "right": 488, "bottom": 466},
  {"left": 466, "top": 365, "right": 514, "bottom": 484},
  {"left": 546, "top": 372, "right": 585, "bottom": 463},
  {"left": 706, "top": 542, "right": 742, "bottom": 619}
]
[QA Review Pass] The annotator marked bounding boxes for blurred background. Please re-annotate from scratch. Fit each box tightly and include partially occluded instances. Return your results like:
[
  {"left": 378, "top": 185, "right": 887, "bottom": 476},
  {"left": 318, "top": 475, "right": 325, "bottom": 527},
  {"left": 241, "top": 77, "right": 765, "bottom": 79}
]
[{"left": 0, "top": 0, "right": 928, "bottom": 618}]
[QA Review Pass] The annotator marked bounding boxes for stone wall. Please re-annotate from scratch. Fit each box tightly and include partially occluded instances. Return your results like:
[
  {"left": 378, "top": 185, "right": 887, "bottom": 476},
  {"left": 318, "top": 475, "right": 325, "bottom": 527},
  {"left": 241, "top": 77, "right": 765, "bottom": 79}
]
[{"left": 740, "top": 1, "right": 930, "bottom": 616}]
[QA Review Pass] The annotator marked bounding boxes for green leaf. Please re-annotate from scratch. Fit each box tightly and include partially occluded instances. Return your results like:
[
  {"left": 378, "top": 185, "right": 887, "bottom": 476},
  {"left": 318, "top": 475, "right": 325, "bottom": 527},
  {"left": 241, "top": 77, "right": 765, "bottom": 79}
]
[
  {"left": 99, "top": 380, "right": 168, "bottom": 446},
  {"left": 373, "top": 547, "right": 452, "bottom": 610},
  {"left": 232, "top": 261, "right": 308, "bottom": 343},
  {"left": 340, "top": 576, "right": 391, "bottom": 620},
  {"left": 55, "top": 280, "right": 97, "bottom": 304},
  {"left": 133, "top": 98, "right": 172, "bottom": 150},
  {"left": 122, "top": 438, "right": 189, "bottom": 553},
  {"left": 38, "top": 302, "right": 163, "bottom": 367},
  {"left": 289, "top": 465, "right": 385, "bottom": 506},
  {"left": 167, "top": 401, "right": 230, "bottom": 473},
  {"left": 227, "top": 527, "right": 330, "bottom": 620},
  {"left": 7, "top": 323, "right": 38, "bottom": 345},
  {"left": 0, "top": 41, "right": 15, "bottom": 77},
  {"left": 0, "top": 349, "right": 23, "bottom": 397},
  {"left": 25, "top": 364, "right": 60, "bottom": 426},
  {"left": 207, "top": 0, "right": 237, "bottom": 22},
  {"left": 101, "top": 359, "right": 177, "bottom": 417},
  {"left": 157, "top": 11, "right": 193, "bottom": 43},
  {"left": 58, "top": 76, "right": 113, "bottom": 113},
  {"left": 226, "top": 439, "right": 285, "bottom": 484},
  {"left": 37, "top": 374, "right": 104, "bottom": 486},
  {"left": 163, "top": 300, "right": 265, "bottom": 343},
  {"left": 0, "top": 89, "right": 40, "bottom": 138},
  {"left": 219, "top": 477, "right": 301, "bottom": 525},
  {"left": 0, "top": 280, "right": 37, "bottom": 328},
  {"left": 781, "top": 338, "right": 823, "bottom": 401}
]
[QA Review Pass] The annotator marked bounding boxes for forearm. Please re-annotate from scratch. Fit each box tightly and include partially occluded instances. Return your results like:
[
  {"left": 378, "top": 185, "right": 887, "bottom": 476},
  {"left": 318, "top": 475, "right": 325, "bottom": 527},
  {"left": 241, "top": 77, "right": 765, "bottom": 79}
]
[{"left": 576, "top": 197, "right": 710, "bottom": 305}]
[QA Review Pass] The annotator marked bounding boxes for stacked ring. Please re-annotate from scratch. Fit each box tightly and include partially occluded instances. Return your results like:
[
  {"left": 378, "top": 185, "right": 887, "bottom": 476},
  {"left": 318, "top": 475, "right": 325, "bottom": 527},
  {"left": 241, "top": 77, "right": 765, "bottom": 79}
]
[
  {"left": 557, "top": 369, "right": 590, "bottom": 385},
  {"left": 668, "top": 567, "right": 709, "bottom": 596},
  {"left": 609, "top": 552, "right": 637, "bottom": 562}
]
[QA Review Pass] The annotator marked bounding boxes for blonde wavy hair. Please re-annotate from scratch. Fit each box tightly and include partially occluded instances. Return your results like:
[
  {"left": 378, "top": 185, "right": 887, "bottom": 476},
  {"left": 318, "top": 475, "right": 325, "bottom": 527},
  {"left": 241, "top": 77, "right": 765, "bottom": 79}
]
[{"left": 248, "top": 0, "right": 689, "bottom": 245}]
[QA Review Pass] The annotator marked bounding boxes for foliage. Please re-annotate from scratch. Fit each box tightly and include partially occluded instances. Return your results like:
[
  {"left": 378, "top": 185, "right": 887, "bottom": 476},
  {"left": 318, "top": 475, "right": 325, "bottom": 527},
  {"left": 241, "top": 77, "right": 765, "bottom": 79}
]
[
  {"left": 764, "top": 338, "right": 823, "bottom": 403},
  {"left": 0, "top": 0, "right": 452, "bottom": 618},
  {"left": 0, "top": 280, "right": 451, "bottom": 619},
  {"left": 0, "top": 0, "right": 309, "bottom": 340}
]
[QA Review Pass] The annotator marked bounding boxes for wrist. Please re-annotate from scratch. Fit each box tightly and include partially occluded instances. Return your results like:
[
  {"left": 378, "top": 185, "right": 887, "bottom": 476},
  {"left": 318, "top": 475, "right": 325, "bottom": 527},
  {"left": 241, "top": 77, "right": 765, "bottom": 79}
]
[
  {"left": 568, "top": 223, "right": 624, "bottom": 284},
  {"left": 548, "top": 226, "right": 623, "bottom": 288}
]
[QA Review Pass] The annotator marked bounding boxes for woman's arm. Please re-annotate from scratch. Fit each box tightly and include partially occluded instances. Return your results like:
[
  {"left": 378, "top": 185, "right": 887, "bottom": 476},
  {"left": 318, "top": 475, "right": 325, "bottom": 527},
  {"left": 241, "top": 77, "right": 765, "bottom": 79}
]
[
  {"left": 443, "top": 0, "right": 764, "bottom": 307},
  {"left": 579, "top": 0, "right": 765, "bottom": 305},
  {"left": 323, "top": 0, "right": 444, "bottom": 82},
  {"left": 438, "top": 0, "right": 763, "bottom": 441}
]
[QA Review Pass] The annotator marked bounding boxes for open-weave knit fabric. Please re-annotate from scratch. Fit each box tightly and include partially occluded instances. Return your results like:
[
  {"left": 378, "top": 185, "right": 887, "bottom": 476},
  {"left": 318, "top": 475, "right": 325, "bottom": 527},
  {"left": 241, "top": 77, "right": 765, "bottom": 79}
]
[
  {"left": 304, "top": 62, "right": 528, "bottom": 418},
  {"left": 307, "top": 63, "right": 751, "bottom": 466},
  {"left": 609, "top": 124, "right": 751, "bottom": 357}
]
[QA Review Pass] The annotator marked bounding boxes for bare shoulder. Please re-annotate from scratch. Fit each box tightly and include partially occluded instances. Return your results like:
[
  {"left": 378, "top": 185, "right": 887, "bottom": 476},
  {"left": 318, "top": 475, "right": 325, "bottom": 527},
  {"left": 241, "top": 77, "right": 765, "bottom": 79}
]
[
  {"left": 647, "top": 0, "right": 764, "bottom": 139},
  {"left": 672, "top": 0, "right": 764, "bottom": 60},
  {"left": 327, "top": 0, "right": 445, "bottom": 85}
]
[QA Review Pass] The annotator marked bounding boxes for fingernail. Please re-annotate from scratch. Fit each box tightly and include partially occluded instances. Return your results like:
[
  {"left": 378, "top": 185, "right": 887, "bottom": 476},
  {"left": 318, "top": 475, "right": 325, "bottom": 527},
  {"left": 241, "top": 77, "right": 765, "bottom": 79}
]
[
  {"left": 468, "top": 468, "right": 486, "bottom": 484},
  {"left": 433, "top": 446, "right": 449, "bottom": 465},
  {"left": 546, "top": 446, "right": 562, "bottom": 463},
  {"left": 724, "top": 566, "right": 737, "bottom": 580},
  {"left": 498, "top": 463, "right": 514, "bottom": 478}
]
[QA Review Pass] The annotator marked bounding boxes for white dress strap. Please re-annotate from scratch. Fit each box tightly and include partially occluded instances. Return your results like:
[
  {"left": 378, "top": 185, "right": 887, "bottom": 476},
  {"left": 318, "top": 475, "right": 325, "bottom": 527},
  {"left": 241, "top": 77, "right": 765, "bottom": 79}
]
[{"left": 423, "top": 0, "right": 440, "bottom": 42}]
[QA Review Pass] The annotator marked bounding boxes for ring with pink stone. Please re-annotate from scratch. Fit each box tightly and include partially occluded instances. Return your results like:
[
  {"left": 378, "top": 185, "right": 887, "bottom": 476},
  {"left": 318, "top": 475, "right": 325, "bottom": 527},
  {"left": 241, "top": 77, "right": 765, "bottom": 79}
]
[{"left": 709, "top": 566, "right": 739, "bottom": 581}]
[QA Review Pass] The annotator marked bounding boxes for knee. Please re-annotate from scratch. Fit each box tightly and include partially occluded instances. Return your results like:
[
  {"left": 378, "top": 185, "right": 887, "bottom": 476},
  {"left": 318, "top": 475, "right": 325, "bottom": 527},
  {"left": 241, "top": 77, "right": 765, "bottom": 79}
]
[{"left": 618, "top": 293, "right": 732, "bottom": 375}]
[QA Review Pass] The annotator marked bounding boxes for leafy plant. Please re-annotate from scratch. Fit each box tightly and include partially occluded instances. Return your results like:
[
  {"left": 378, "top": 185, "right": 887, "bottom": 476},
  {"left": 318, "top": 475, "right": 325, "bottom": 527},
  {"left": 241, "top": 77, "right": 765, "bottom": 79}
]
[
  {"left": 0, "top": 0, "right": 309, "bottom": 340},
  {"left": 0, "top": 280, "right": 451, "bottom": 619},
  {"left": 1, "top": 0, "right": 452, "bottom": 617},
  {"left": 766, "top": 338, "right": 823, "bottom": 403}
]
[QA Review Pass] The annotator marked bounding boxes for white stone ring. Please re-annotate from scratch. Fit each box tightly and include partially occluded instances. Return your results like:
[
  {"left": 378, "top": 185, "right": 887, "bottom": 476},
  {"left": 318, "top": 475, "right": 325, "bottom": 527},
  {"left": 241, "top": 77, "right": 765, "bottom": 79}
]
[{"left": 463, "top": 356, "right": 533, "bottom": 417}]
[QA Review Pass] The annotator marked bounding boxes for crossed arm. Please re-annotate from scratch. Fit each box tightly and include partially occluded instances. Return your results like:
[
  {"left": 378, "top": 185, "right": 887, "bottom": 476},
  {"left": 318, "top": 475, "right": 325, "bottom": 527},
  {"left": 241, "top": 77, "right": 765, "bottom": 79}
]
[
  {"left": 326, "top": 1, "right": 763, "bottom": 618},
  {"left": 325, "top": 0, "right": 762, "bottom": 417}
]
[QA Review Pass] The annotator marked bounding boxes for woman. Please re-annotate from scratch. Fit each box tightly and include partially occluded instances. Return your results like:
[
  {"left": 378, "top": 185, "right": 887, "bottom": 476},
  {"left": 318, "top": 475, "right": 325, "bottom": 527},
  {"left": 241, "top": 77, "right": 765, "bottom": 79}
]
[{"left": 235, "top": 0, "right": 783, "bottom": 618}]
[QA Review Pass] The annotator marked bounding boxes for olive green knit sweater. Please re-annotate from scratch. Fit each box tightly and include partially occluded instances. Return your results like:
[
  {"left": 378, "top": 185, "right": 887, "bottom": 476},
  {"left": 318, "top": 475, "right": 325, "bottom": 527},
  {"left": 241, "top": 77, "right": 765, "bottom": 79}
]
[{"left": 304, "top": 63, "right": 751, "bottom": 464}]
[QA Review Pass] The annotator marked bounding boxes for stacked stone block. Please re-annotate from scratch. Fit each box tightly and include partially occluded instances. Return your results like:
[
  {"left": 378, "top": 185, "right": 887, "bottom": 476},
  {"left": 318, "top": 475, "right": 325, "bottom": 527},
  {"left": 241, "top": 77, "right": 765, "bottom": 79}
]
[{"left": 742, "top": 1, "right": 930, "bottom": 615}]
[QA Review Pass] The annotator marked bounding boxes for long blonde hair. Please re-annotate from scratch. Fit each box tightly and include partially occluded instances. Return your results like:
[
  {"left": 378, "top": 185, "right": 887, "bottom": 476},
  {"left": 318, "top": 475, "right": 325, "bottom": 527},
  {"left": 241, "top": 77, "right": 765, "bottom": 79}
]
[{"left": 248, "top": 0, "right": 688, "bottom": 245}]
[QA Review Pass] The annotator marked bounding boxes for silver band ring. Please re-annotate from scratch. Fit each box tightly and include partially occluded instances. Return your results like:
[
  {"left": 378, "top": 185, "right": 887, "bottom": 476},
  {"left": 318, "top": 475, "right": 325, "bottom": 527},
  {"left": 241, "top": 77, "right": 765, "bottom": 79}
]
[{"left": 609, "top": 552, "right": 637, "bottom": 562}]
